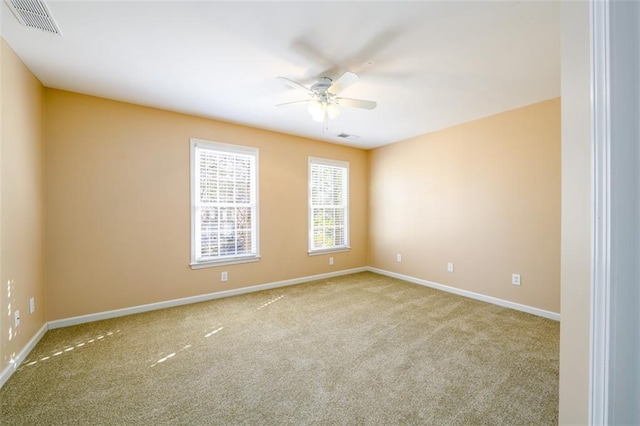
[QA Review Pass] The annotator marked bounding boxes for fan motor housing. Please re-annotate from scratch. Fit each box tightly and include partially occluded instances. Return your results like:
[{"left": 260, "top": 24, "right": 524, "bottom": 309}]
[{"left": 311, "top": 77, "right": 333, "bottom": 93}]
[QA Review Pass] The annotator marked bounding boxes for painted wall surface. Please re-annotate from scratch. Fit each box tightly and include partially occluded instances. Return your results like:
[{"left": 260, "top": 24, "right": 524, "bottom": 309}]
[
  {"left": 368, "top": 98, "right": 560, "bottom": 314},
  {"left": 558, "top": 2, "right": 592, "bottom": 424},
  {"left": 0, "top": 39, "right": 46, "bottom": 376},
  {"left": 44, "top": 89, "right": 368, "bottom": 320}
]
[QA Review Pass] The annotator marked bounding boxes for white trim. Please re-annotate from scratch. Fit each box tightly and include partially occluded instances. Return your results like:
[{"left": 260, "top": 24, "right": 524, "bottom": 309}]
[
  {"left": 3, "top": 267, "right": 560, "bottom": 389},
  {"left": 589, "top": 0, "right": 611, "bottom": 423},
  {"left": 307, "top": 247, "right": 350, "bottom": 256},
  {"left": 48, "top": 266, "right": 560, "bottom": 329},
  {"left": 368, "top": 267, "right": 560, "bottom": 321},
  {"left": 190, "top": 255, "right": 261, "bottom": 269},
  {"left": 48, "top": 267, "right": 368, "bottom": 329},
  {"left": 190, "top": 138, "right": 260, "bottom": 267},
  {"left": 308, "top": 156, "right": 349, "bottom": 169},
  {"left": 191, "top": 138, "right": 258, "bottom": 156},
  {"left": 0, "top": 323, "right": 48, "bottom": 388},
  {"left": 308, "top": 156, "right": 350, "bottom": 253}
]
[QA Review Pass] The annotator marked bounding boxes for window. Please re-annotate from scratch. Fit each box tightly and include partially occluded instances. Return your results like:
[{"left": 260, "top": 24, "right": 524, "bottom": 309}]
[
  {"left": 308, "top": 157, "right": 349, "bottom": 254},
  {"left": 190, "top": 139, "right": 259, "bottom": 268}
]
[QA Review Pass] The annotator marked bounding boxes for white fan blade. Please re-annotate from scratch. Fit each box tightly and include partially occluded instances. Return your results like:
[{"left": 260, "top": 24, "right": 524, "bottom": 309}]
[
  {"left": 328, "top": 71, "right": 359, "bottom": 94},
  {"left": 276, "top": 100, "right": 311, "bottom": 107},
  {"left": 278, "top": 77, "right": 313, "bottom": 95},
  {"left": 337, "top": 97, "right": 377, "bottom": 110}
]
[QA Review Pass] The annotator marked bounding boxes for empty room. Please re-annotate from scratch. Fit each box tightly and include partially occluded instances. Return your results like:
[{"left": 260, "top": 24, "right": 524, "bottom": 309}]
[{"left": 2, "top": 1, "right": 638, "bottom": 425}]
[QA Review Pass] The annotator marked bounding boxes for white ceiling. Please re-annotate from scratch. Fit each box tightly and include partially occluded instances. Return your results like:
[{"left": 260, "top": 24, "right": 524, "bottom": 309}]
[{"left": 1, "top": 0, "right": 560, "bottom": 149}]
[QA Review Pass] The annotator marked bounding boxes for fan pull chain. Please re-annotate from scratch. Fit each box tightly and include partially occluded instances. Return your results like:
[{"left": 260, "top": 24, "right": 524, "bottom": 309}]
[{"left": 322, "top": 110, "right": 329, "bottom": 133}]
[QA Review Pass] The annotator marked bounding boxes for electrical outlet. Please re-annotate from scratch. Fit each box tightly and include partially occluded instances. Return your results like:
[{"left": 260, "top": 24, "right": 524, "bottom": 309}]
[
  {"left": 329, "top": 257, "right": 334, "bottom": 265},
  {"left": 447, "top": 262, "right": 454, "bottom": 272},
  {"left": 512, "top": 274, "right": 521, "bottom": 286},
  {"left": 29, "top": 297, "right": 35, "bottom": 314},
  {"left": 14, "top": 310, "right": 20, "bottom": 327},
  {"left": 396, "top": 254, "right": 402, "bottom": 262},
  {"left": 221, "top": 271, "right": 228, "bottom": 282}
]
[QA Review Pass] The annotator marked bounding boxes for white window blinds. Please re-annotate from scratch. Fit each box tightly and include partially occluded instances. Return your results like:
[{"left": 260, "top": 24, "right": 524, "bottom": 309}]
[
  {"left": 191, "top": 139, "right": 258, "bottom": 267},
  {"left": 308, "top": 157, "right": 349, "bottom": 253}
]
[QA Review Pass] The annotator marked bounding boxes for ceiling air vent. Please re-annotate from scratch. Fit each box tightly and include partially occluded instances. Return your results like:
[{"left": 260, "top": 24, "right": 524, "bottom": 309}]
[
  {"left": 336, "top": 133, "right": 360, "bottom": 141},
  {"left": 5, "top": 0, "right": 62, "bottom": 35}
]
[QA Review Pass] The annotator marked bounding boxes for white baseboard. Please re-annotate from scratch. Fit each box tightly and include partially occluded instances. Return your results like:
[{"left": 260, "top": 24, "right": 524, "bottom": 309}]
[
  {"left": 367, "top": 267, "right": 560, "bottom": 321},
  {"left": 0, "top": 323, "right": 48, "bottom": 389},
  {"left": 49, "top": 267, "right": 368, "bottom": 329},
  {"left": 2, "top": 266, "right": 557, "bottom": 390}
]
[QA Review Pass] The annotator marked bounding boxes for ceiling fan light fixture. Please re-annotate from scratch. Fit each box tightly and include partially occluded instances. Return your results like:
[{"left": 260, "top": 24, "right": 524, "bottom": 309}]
[
  {"left": 307, "top": 100, "right": 324, "bottom": 117},
  {"left": 326, "top": 103, "right": 340, "bottom": 119},
  {"left": 307, "top": 99, "right": 340, "bottom": 122},
  {"left": 278, "top": 72, "right": 375, "bottom": 125}
]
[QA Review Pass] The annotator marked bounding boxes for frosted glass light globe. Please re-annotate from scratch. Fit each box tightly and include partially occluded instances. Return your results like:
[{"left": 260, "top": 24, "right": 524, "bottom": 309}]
[
  {"left": 326, "top": 103, "right": 340, "bottom": 119},
  {"left": 307, "top": 100, "right": 324, "bottom": 117}
]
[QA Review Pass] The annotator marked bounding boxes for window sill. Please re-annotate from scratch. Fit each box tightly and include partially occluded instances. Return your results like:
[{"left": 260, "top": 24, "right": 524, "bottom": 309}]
[
  {"left": 307, "top": 247, "right": 351, "bottom": 256},
  {"left": 190, "top": 255, "right": 261, "bottom": 270}
]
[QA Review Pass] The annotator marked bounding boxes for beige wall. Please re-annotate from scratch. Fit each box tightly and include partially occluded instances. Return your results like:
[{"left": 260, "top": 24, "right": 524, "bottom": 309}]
[
  {"left": 368, "top": 98, "right": 561, "bottom": 313},
  {"left": 558, "top": 1, "right": 592, "bottom": 423},
  {"left": 0, "top": 39, "right": 46, "bottom": 375},
  {"left": 44, "top": 89, "right": 368, "bottom": 320}
]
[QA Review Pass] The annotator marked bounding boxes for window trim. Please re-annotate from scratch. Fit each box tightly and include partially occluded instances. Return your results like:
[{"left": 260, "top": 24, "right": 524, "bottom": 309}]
[
  {"left": 307, "top": 156, "right": 350, "bottom": 255},
  {"left": 190, "top": 138, "right": 260, "bottom": 269}
]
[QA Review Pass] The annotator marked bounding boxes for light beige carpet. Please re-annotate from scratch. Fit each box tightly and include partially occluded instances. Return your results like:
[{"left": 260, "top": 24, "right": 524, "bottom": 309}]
[{"left": 0, "top": 272, "right": 559, "bottom": 425}]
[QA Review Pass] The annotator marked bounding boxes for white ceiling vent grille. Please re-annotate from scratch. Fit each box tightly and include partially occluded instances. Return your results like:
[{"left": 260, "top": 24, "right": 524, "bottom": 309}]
[
  {"left": 336, "top": 133, "right": 360, "bottom": 141},
  {"left": 5, "top": 0, "right": 62, "bottom": 35}
]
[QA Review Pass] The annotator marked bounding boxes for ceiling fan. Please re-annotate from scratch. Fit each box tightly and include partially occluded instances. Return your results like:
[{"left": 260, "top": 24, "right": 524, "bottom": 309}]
[{"left": 277, "top": 72, "right": 377, "bottom": 125}]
